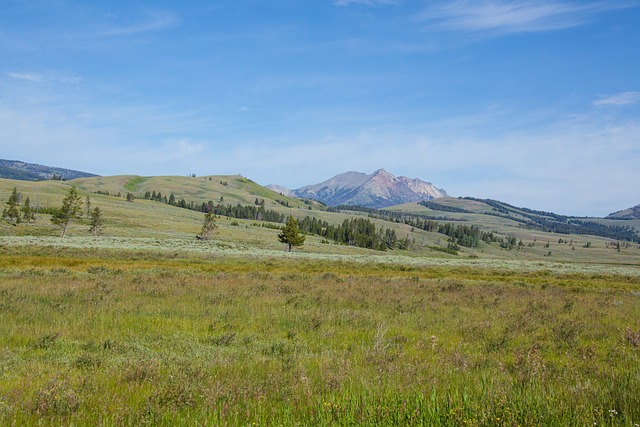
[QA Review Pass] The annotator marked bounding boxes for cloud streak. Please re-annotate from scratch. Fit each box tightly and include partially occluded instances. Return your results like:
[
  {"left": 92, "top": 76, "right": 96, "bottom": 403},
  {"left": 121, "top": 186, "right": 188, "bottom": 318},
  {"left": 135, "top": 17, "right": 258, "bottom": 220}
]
[
  {"left": 6, "top": 71, "right": 82, "bottom": 85},
  {"left": 418, "top": 1, "right": 635, "bottom": 34},
  {"left": 99, "top": 10, "right": 180, "bottom": 37},
  {"left": 593, "top": 91, "right": 640, "bottom": 106}
]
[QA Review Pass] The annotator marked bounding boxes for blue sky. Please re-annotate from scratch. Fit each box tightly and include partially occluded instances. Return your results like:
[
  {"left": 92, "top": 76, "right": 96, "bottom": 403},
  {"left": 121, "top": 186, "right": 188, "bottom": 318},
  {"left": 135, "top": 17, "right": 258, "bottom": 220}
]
[{"left": 1, "top": 0, "right": 639, "bottom": 216}]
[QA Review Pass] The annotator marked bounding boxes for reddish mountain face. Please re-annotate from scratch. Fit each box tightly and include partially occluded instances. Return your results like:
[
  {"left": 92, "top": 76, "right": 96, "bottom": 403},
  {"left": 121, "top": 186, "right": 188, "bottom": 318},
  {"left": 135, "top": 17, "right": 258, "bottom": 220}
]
[{"left": 285, "top": 169, "right": 447, "bottom": 208}]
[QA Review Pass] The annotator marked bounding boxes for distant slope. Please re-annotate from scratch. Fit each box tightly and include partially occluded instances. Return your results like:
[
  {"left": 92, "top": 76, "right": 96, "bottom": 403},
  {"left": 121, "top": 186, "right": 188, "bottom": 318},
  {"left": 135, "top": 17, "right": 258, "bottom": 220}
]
[
  {"left": 71, "top": 174, "right": 321, "bottom": 211},
  {"left": 608, "top": 204, "right": 640, "bottom": 220},
  {"left": 292, "top": 169, "right": 447, "bottom": 208},
  {"left": 265, "top": 184, "right": 294, "bottom": 197},
  {"left": 412, "top": 197, "right": 640, "bottom": 242},
  {"left": 0, "top": 159, "right": 98, "bottom": 181},
  {"left": 3, "top": 176, "right": 640, "bottom": 264}
]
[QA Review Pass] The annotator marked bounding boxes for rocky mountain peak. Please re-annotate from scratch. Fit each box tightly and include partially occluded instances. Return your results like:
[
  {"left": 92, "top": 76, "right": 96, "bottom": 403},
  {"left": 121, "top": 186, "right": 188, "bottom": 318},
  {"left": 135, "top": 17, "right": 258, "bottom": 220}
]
[{"left": 290, "top": 169, "right": 447, "bottom": 209}]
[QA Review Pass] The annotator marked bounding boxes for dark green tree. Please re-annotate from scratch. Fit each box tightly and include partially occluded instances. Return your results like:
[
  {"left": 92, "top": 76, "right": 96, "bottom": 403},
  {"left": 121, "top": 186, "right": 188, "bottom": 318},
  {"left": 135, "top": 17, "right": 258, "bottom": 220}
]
[
  {"left": 278, "top": 215, "right": 305, "bottom": 252},
  {"left": 88, "top": 207, "right": 105, "bottom": 236},
  {"left": 197, "top": 211, "right": 218, "bottom": 240},
  {"left": 51, "top": 186, "right": 83, "bottom": 238},
  {"left": 21, "top": 196, "right": 35, "bottom": 223},
  {"left": 3, "top": 187, "right": 21, "bottom": 224}
]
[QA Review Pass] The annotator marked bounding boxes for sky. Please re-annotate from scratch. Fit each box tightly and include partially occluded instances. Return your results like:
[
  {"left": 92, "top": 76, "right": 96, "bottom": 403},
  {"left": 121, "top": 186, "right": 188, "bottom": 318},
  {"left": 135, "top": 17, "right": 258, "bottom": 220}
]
[{"left": 1, "top": 0, "right": 639, "bottom": 217}]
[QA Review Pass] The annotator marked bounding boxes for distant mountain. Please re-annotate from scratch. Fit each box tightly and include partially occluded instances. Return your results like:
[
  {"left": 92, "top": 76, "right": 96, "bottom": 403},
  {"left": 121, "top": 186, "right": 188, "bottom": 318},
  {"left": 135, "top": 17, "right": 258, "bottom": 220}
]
[
  {"left": 607, "top": 204, "right": 640, "bottom": 220},
  {"left": 0, "top": 159, "right": 98, "bottom": 181},
  {"left": 271, "top": 169, "right": 447, "bottom": 209},
  {"left": 265, "top": 184, "right": 294, "bottom": 197}
]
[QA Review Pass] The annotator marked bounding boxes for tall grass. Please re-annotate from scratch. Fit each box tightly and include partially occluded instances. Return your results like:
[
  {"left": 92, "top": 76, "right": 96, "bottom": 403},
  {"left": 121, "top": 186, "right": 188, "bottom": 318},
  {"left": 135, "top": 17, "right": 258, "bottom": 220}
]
[{"left": 0, "top": 250, "right": 638, "bottom": 425}]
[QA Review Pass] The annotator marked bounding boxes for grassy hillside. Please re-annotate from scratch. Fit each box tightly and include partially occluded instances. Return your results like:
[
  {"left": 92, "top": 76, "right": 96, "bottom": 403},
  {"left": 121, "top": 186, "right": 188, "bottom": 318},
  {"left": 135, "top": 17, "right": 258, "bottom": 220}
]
[
  {"left": 2, "top": 177, "right": 640, "bottom": 265},
  {"left": 72, "top": 175, "right": 320, "bottom": 211}
]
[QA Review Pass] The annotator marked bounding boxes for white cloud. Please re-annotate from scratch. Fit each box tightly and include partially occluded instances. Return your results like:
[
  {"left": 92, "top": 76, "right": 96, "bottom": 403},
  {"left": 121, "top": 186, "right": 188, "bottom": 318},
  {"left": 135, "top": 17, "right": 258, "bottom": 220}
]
[
  {"left": 6, "top": 72, "right": 43, "bottom": 83},
  {"left": 418, "top": 1, "right": 635, "bottom": 34},
  {"left": 231, "top": 113, "right": 640, "bottom": 217},
  {"left": 593, "top": 91, "right": 640, "bottom": 107}
]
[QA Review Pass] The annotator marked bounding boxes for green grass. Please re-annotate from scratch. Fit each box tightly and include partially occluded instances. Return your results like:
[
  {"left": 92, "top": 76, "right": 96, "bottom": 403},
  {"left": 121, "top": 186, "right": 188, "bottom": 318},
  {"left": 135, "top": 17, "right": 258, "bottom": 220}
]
[
  {"left": 123, "top": 176, "right": 147, "bottom": 192},
  {"left": 1, "top": 176, "right": 640, "bottom": 425},
  {"left": 0, "top": 247, "right": 639, "bottom": 426}
]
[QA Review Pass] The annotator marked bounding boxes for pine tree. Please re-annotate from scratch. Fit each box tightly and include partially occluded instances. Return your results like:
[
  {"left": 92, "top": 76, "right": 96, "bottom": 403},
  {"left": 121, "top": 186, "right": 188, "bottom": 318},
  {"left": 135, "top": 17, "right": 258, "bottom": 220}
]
[
  {"left": 3, "top": 187, "right": 22, "bottom": 224},
  {"left": 22, "top": 196, "right": 35, "bottom": 223},
  {"left": 88, "top": 207, "right": 105, "bottom": 236},
  {"left": 51, "top": 186, "right": 83, "bottom": 238},
  {"left": 197, "top": 211, "right": 218, "bottom": 240},
  {"left": 278, "top": 215, "right": 305, "bottom": 252}
]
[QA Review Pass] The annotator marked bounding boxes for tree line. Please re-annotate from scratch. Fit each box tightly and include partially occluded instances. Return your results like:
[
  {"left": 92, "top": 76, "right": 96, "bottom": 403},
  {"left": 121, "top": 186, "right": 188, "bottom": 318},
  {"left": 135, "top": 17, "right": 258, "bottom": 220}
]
[
  {"left": 462, "top": 198, "right": 640, "bottom": 243},
  {"left": 3, "top": 186, "right": 104, "bottom": 237}
]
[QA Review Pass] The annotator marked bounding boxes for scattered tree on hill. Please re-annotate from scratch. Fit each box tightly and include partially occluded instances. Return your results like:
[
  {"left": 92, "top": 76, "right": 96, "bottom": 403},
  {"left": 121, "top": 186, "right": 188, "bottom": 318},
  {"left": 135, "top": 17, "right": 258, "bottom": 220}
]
[
  {"left": 2, "top": 187, "right": 22, "bottom": 224},
  {"left": 51, "top": 186, "right": 83, "bottom": 238},
  {"left": 22, "top": 196, "right": 35, "bottom": 223},
  {"left": 126, "top": 192, "right": 135, "bottom": 202},
  {"left": 278, "top": 215, "right": 305, "bottom": 252},
  {"left": 88, "top": 207, "right": 105, "bottom": 236},
  {"left": 197, "top": 211, "right": 218, "bottom": 240}
]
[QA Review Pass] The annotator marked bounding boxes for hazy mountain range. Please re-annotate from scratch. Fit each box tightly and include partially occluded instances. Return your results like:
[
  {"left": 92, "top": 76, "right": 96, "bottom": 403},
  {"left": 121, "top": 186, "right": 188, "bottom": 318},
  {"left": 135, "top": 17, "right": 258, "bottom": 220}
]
[
  {"left": 0, "top": 159, "right": 97, "bottom": 181},
  {"left": 268, "top": 169, "right": 447, "bottom": 209}
]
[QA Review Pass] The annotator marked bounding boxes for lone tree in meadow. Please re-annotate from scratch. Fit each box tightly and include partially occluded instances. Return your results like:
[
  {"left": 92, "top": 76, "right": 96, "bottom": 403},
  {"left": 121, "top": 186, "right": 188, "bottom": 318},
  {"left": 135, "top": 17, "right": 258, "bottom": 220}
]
[
  {"left": 197, "top": 211, "right": 218, "bottom": 240},
  {"left": 51, "top": 186, "right": 83, "bottom": 238},
  {"left": 2, "top": 187, "right": 22, "bottom": 224},
  {"left": 88, "top": 207, "right": 105, "bottom": 236},
  {"left": 278, "top": 215, "right": 305, "bottom": 252},
  {"left": 21, "top": 196, "right": 35, "bottom": 223}
]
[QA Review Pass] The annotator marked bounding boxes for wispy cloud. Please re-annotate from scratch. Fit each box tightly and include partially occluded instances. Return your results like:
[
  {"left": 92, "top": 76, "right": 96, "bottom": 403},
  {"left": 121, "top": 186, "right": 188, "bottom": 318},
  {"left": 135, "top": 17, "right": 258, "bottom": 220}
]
[
  {"left": 334, "top": 0, "right": 399, "bottom": 7},
  {"left": 5, "top": 72, "right": 43, "bottom": 83},
  {"left": 418, "top": 1, "right": 635, "bottom": 34},
  {"left": 99, "top": 10, "right": 179, "bottom": 37},
  {"left": 593, "top": 91, "right": 640, "bottom": 106},
  {"left": 6, "top": 71, "right": 82, "bottom": 85}
]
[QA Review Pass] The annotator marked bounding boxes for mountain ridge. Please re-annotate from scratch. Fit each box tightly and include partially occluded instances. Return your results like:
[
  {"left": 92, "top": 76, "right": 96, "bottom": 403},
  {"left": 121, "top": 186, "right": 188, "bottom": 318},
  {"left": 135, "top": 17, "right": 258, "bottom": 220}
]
[
  {"left": 607, "top": 204, "right": 640, "bottom": 220},
  {"left": 0, "top": 159, "right": 98, "bottom": 181},
  {"left": 269, "top": 169, "right": 447, "bottom": 209}
]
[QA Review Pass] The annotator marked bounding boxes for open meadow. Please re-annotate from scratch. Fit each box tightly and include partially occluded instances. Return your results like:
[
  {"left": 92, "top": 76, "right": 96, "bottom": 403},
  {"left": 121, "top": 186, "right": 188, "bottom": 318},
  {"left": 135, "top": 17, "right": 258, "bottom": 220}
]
[
  {"left": 0, "top": 241, "right": 639, "bottom": 426},
  {"left": 1, "top": 177, "right": 640, "bottom": 425}
]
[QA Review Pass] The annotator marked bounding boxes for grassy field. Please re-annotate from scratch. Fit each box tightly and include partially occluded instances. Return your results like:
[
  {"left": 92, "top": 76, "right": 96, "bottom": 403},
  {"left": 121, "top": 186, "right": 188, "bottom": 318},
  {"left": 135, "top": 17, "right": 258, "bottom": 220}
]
[
  {"left": 1, "top": 177, "right": 640, "bottom": 425},
  {"left": 0, "top": 245, "right": 639, "bottom": 426}
]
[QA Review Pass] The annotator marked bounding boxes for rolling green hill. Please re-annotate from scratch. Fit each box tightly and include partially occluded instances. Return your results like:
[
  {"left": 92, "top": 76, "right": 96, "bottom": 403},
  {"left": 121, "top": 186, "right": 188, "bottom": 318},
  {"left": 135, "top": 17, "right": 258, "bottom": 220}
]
[{"left": 2, "top": 176, "right": 640, "bottom": 265}]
